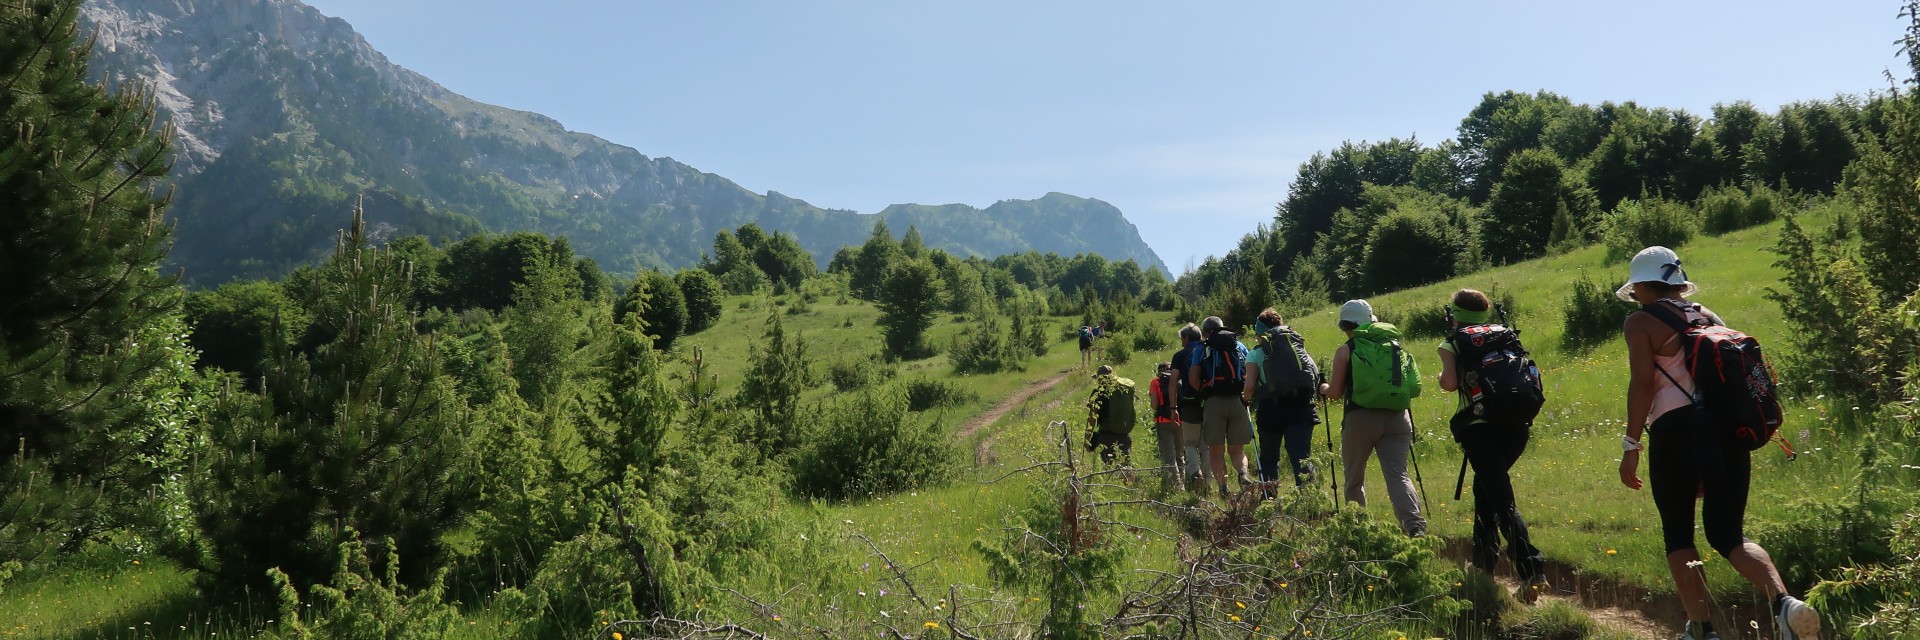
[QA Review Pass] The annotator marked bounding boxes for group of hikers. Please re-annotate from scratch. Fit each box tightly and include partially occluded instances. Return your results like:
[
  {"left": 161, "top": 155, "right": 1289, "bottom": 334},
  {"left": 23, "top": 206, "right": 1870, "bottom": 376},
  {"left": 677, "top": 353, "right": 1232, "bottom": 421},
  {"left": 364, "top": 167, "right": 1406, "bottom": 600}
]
[{"left": 1080, "top": 246, "right": 1820, "bottom": 640}]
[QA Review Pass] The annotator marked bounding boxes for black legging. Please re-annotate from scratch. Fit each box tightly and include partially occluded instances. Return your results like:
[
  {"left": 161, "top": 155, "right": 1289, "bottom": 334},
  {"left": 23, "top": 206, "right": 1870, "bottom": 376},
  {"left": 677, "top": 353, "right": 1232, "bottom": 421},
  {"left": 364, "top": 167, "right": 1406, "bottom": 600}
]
[
  {"left": 1452, "top": 417, "right": 1544, "bottom": 579},
  {"left": 1648, "top": 407, "right": 1752, "bottom": 556}
]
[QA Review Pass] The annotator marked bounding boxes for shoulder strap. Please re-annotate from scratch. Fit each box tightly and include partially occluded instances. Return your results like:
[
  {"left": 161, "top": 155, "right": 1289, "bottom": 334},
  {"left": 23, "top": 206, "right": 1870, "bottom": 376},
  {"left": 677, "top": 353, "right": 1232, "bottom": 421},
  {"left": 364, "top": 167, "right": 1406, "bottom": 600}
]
[{"left": 1639, "top": 301, "right": 1693, "bottom": 336}]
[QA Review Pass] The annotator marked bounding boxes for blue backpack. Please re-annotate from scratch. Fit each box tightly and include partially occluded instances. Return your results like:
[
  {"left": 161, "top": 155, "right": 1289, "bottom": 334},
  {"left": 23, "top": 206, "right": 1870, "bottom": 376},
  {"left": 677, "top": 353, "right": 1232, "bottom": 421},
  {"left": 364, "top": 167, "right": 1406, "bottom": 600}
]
[{"left": 1198, "top": 331, "right": 1246, "bottom": 397}]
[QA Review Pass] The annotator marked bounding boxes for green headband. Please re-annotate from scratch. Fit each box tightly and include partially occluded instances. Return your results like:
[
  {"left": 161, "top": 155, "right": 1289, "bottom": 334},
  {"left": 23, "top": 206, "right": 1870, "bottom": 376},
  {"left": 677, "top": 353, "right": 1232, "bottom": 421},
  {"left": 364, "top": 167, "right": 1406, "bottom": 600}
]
[{"left": 1449, "top": 304, "right": 1491, "bottom": 325}]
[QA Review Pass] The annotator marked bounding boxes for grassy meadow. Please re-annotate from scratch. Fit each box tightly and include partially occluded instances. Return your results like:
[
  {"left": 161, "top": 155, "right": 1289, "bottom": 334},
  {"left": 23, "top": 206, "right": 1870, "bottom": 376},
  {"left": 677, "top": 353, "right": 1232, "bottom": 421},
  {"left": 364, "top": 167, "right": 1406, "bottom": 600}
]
[{"left": 0, "top": 211, "right": 1890, "bottom": 640}]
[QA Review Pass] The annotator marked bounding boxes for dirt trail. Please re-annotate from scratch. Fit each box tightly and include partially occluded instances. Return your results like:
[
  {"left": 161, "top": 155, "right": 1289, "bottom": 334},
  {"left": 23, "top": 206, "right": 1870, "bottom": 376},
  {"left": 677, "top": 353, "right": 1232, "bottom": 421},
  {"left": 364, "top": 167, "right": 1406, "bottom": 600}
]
[
  {"left": 957, "top": 367, "right": 1077, "bottom": 440},
  {"left": 1440, "top": 538, "right": 1775, "bottom": 639}
]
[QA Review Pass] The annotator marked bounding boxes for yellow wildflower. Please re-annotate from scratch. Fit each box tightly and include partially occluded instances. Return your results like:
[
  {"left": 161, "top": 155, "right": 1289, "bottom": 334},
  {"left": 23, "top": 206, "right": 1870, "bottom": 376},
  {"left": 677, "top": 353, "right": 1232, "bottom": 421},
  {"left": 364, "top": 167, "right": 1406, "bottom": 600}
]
[{"left": 924, "top": 621, "right": 940, "bottom": 629}]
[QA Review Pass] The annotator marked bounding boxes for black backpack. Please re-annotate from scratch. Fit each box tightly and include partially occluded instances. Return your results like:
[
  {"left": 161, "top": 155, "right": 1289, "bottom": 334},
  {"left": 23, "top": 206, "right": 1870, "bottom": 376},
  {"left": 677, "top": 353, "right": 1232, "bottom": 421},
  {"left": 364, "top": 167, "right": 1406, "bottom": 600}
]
[
  {"left": 1642, "top": 301, "right": 1783, "bottom": 452},
  {"left": 1445, "top": 312, "right": 1544, "bottom": 425},
  {"left": 1254, "top": 327, "right": 1318, "bottom": 402}
]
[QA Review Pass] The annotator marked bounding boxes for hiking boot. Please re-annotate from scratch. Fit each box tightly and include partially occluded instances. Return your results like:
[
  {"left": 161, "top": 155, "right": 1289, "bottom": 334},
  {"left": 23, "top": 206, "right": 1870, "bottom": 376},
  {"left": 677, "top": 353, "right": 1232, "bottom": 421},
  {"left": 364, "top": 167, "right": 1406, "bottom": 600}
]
[
  {"left": 1680, "top": 621, "right": 1721, "bottom": 640},
  {"left": 1774, "top": 595, "right": 1820, "bottom": 640},
  {"left": 1515, "top": 575, "right": 1549, "bottom": 604}
]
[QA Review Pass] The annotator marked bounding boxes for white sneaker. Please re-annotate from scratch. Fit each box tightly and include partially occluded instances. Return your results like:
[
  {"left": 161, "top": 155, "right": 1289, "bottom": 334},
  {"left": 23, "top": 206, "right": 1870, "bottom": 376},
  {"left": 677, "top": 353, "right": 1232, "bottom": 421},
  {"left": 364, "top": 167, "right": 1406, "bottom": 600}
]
[{"left": 1775, "top": 595, "right": 1820, "bottom": 640}]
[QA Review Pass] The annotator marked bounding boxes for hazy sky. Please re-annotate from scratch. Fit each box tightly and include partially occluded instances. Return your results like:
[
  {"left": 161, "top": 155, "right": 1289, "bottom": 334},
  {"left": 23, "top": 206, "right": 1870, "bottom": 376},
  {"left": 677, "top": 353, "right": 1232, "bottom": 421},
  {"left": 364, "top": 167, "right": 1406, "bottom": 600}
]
[{"left": 301, "top": 0, "right": 1900, "bottom": 273}]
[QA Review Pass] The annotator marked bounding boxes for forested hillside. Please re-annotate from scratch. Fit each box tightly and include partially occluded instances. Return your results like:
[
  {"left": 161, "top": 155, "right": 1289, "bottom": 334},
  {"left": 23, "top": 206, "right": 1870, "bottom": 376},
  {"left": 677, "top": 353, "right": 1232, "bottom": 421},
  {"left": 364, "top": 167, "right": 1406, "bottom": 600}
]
[
  {"left": 76, "top": 0, "right": 1168, "bottom": 284},
  {"left": 6, "top": 0, "right": 1920, "bottom": 638}
]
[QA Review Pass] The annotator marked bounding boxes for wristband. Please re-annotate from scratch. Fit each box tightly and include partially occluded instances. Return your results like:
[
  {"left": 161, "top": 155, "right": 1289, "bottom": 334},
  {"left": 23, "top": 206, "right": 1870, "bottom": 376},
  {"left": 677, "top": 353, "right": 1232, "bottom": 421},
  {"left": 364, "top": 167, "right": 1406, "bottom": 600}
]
[{"left": 1621, "top": 435, "right": 1642, "bottom": 452}]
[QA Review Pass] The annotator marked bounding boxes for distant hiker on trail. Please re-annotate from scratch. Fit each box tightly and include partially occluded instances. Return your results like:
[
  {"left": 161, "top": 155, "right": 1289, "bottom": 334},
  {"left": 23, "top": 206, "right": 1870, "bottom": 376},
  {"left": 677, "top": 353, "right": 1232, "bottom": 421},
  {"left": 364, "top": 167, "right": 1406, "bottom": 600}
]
[
  {"left": 1437, "top": 288, "right": 1547, "bottom": 602},
  {"left": 1319, "top": 299, "right": 1427, "bottom": 537},
  {"left": 1084, "top": 365, "right": 1137, "bottom": 466},
  {"left": 1169, "top": 323, "right": 1209, "bottom": 492},
  {"left": 1614, "top": 246, "right": 1818, "bottom": 640},
  {"left": 1243, "top": 307, "right": 1320, "bottom": 490},
  {"left": 1147, "top": 361, "right": 1185, "bottom": 485},
  {"left": 1189, "top": 316, "right": 1254, "bottom": 496},
  {"left": 1079, "top": 325, "right": 1095, "bottom": 369}
]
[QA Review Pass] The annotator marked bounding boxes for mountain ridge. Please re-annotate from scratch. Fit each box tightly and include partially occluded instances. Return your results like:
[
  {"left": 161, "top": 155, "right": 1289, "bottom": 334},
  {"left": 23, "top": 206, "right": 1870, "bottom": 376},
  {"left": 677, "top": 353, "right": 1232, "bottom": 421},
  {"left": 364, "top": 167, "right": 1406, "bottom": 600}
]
[{"left": 78, "top": 0, "right": 1170, "bottom": 283}]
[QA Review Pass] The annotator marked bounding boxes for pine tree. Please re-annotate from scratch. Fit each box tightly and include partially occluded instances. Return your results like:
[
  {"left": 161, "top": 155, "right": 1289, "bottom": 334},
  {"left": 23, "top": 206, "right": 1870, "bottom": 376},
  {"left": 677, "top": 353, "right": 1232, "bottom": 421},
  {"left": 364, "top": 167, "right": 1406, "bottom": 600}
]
[
  {"left": 734, "top": 310, "right": 812, "bottom": 455},
  {"left": 875, "top": 258, "right": 943, "bottom": 359},
  {"left": 0, "top": 0, "right": 199, "bottom": 564},
  {"left": 190, "top": 204, "right": 474, "bottom": 591},
  {"left": 850, "top": 219, "right": 901, "bottom": 300}
]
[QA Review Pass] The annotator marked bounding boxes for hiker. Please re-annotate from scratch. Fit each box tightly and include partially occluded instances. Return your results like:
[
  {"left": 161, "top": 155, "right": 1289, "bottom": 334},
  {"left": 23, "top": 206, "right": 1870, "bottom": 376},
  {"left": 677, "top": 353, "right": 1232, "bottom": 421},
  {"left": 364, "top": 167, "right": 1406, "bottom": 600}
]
[
  {"left": 1614, "top": 246, "right": 1819, "bottom": 640},
  {"left": 1437, "top": 288, "right": 1547, "bottom": 601},
  {"left": 1319, "top": 299, "right": 1427, "bottom": 537},
  {"left": 1243, "top": 308, "right": 1320, "bottom": 489},
  {"left": 1169, "top": 323, "right": 1209, "bottom": 492},
  {"left": 1147, "top": 361, "right": 1185, "bottom": 484},
  {"left": 1084, "top": 364, "right": 1137, "bottom": 466},
  {"left": 1189, "top": 316, "right": 1254, "bottom": 496},
  {"left": 1079, "top": 325, "right": 1095, "bottom": 369}
]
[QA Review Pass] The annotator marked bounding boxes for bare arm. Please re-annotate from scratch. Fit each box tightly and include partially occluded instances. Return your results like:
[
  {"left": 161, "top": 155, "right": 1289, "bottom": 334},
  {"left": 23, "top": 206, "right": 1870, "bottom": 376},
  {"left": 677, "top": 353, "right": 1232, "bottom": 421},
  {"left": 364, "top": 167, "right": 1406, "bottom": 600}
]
[
  {"left": 1437, "top": 344, "right": 1459, "bottom": 393},
  {"left": 1620, "top": 311, "right": 1663, "bottom": 490},
  {"left": 1319, "top": 344, "right": 1350, "bottom": 401}
]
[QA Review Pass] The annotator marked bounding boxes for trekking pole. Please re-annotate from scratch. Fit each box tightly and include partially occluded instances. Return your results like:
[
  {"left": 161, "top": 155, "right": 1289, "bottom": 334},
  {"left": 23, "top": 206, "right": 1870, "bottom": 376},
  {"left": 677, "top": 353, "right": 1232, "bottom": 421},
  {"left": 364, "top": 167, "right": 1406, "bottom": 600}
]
[
  {"left": 1408, "top": 407, "right": 1431, "bottom": 516},
  {"left": 1321, "top": 372, "right": 1338, "bottom": 509},
  {"left": 1453, "top": 457, "right": 1468, "bottom": 501}
]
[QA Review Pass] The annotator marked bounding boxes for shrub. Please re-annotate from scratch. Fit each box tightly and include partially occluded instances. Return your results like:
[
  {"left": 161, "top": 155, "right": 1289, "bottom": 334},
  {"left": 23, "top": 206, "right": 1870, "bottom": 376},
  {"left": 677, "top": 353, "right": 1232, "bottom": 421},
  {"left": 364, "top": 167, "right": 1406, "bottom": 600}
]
[
  {"left": 790, "top": 392, "right": 956, "bottom": 500},
  {"left": 1359, "top": 208, "right": 1467, "bottom": 295},
  {"left": 951, "top": 315, "right": 1028, "bottom": 374},
  {"left": 1396, "top": 303, "right": 1452, "bottom": 339},
  {"left": 1807, "top": 512, "right": 1920, "bottom": 639},
  {"left": 1751, "top": 491, "right": 1904, "bottom": 591},
  {"left": 1102, "top": 335, "right": 1133, "bottom": 365},
  {"left": 826, "top": 355, "right": 897, "bottom": 392},
  {"left": 902, "top": 377, "right": 977, "bottom": 413},
  {"left": 1601, "top": 198, "right": 1697, "bottom": 263},
  {"left": 675, "top": 269, "right": 725, "bottom": 334},
  {"left": 1132, "top": 328, "right": 1170, "bottom": 353},
  {"left": 269, "top": 534, "right": 461, "bottom": 640},
  {"left": 1701, "top": 183, "right": 1787, "bottom": 235},
  {"left": 1561, "top": 274, "right": 1635, "bottom": 350}
]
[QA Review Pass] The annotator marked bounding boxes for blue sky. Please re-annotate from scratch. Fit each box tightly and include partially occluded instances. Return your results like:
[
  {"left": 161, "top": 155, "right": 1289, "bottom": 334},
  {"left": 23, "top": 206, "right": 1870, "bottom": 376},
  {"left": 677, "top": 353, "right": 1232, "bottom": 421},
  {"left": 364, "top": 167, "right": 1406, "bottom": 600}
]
[{"left": 303, "top": 0, "right": 1900, "bottom": 273}]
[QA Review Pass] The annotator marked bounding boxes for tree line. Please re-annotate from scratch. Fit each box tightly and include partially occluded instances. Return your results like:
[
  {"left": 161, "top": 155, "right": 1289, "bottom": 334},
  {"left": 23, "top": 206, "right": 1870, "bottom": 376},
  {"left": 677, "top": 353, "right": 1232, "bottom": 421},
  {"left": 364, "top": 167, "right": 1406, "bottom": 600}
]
[{"left": 1181, "top": 90, "right": 1883, "bottom": 313}]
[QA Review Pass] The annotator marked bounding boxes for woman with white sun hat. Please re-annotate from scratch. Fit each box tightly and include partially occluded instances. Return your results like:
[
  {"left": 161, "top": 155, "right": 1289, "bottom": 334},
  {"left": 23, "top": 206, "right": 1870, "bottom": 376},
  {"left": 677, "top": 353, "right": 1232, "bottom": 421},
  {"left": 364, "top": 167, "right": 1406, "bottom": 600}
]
[{"left": 1613, "top": 246, "right": 1819, "bottom": 640}]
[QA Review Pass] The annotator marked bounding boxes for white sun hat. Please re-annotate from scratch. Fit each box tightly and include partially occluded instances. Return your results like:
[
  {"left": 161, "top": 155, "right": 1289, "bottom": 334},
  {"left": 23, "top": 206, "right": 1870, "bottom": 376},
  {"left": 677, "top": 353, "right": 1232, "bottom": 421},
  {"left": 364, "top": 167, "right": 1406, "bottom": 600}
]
[{"left": 1615, "top": 246, "right": 1698, "bottom": 302}]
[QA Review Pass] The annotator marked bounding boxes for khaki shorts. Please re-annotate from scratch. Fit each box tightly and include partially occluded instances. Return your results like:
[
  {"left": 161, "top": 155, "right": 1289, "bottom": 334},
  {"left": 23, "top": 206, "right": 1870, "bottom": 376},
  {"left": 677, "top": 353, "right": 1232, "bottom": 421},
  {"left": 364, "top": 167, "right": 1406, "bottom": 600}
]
[{"left": 1201, "top": 395, "right": 1254, "bottom": 446}]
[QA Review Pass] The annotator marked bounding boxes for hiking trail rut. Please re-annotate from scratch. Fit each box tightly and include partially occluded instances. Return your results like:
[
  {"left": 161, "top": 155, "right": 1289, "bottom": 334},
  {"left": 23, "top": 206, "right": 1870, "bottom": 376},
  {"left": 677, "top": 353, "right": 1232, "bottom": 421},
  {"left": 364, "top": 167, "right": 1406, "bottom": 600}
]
[{"left": 958, "top": 368, "right": 1076, "bottom": 440}]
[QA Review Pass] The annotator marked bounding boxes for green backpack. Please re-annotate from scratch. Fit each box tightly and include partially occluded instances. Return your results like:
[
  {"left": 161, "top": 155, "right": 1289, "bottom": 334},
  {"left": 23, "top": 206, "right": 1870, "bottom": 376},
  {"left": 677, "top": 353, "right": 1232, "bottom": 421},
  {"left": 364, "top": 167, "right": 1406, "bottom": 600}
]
[
  {"left": 1348, "top": 323, "right": 1421, "bottom": 411},
  {"left": 1094, "top": 377, "right": 1139, "bottom": 435}
]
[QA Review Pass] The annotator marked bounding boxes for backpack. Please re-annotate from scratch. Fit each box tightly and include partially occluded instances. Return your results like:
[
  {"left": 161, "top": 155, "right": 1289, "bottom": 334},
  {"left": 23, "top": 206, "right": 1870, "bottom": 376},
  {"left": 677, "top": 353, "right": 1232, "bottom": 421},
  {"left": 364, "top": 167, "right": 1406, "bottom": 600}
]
[
  {"left": 1446, "top": 323, "right": 1544, "bottom": 425},
  {"left": 1094, "top": 377, "right": 1138, "bottom": 435},
  {"left": 1254, "top": 327, "right": 1318, "bottom": 402},
  {"left": 1198, "top": 331, "right": 1247, "bottom": 398},
  {"left": 1153, "top": 370, "right": 1177, "bottom": 421},
  {"left": 1348, "top": 323, "right": 1421, "bottom": 410},
  {"left": 1642, "top": 301, "right": 1783, "bottom": 452}
]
